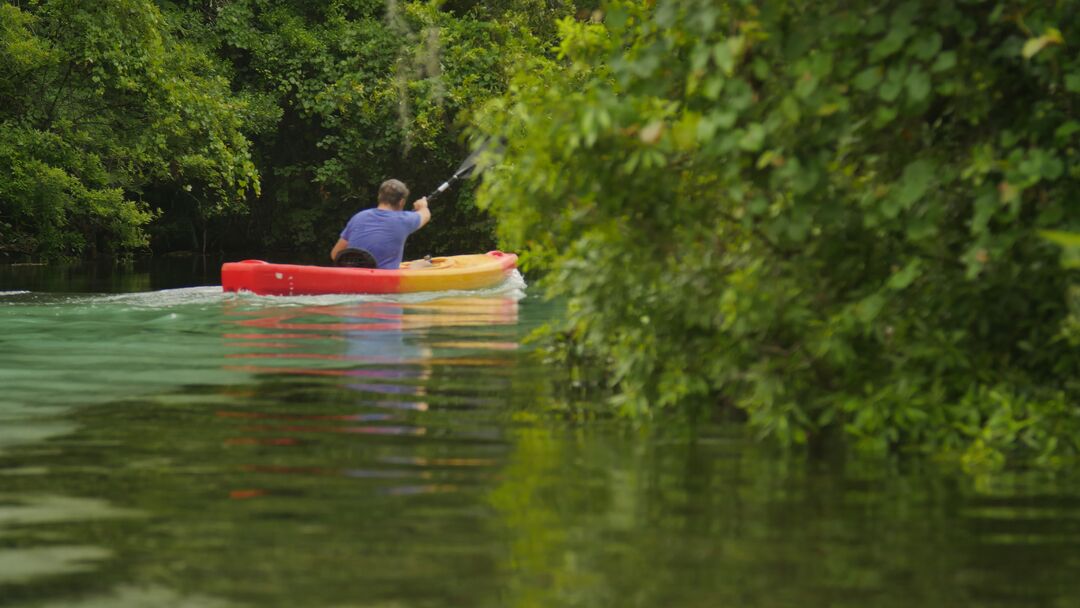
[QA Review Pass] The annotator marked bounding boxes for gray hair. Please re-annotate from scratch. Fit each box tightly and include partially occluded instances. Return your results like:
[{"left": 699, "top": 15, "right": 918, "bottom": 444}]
[{"left": 377, "top": 179, "right": 409, "bottom": 207}]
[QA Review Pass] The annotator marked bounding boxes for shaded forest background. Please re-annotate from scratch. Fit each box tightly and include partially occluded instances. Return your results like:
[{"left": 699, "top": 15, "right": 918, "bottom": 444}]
[{"left": 0, "top": 0, "right": 576, "bottom": 260}]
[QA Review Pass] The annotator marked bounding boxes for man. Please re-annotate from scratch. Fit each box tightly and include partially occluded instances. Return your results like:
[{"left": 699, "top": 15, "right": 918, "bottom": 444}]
[{"left": 330, "top": 179, "right": 430, "bottom": 269}]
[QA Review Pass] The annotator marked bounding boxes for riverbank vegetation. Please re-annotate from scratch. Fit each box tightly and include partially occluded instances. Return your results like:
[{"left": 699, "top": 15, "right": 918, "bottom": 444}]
[
  {"left": 2, "top": 0, "right": 1077, "bottom": 470},
  {"left": 473, "top": 0, "right": 1079, "bottom": 470}
]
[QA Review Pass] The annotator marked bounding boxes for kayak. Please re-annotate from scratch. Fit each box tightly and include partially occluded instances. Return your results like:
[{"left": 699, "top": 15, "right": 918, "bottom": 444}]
[
  {"left": 222, "top": 251, "right": 517, "bottom": 296},
  {"left": 222, "top": 251, "right": 518, "bottom": 296}
]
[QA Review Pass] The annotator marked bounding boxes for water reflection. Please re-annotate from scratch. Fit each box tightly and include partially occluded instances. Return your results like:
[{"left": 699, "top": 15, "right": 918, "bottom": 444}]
[
  {"left": 223, "top": 297, "right": 519, "bottom": 404},
  {"left": 216, "top": 297, "right": 521, "bottom": 503},
  {"left": 0, "top": 290, "right": 529, "bottom": 606},
  {"left": 2, "top": 289, "right": 1080, "bottom": 607},
  {"left": 0, "top": 496, "right": 139, "bottom": 589}
]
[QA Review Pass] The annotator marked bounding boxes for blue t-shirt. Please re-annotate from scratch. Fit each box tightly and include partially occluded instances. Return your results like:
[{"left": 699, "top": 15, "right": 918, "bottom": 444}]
[{"left": 339, "top": 208, "right": 422, "bottom": 269}]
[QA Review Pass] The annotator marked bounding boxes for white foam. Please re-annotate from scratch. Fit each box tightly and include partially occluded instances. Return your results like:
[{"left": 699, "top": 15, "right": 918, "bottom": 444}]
[
  {"left": 93, "top": 286, "right": 227, "bottom": 308},
  {"left": 9, "top": 270, "right": 528, "bottom": 310}
]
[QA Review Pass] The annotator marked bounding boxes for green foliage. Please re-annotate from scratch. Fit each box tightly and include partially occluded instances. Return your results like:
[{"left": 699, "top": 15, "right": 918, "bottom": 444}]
[
  {"left": 0, "top": 128, "right": 152, "bottom": 255},
  {"left": 476, "top": 0, "right": 1080, "bottom": 469},
  {"left": 1042, "top": 230, "right": 1080, "bottom": 269},
  {"left": 2, "top": 0, "right": 571, "bottom": 257},
  {"left": 1042, "top": 229, "right": 1080, "bottom": 366},
  {"left": 0, "top": 0, "right": 259, "bottom": 258},
  {"left": 197, "top": 0, "right": 552, "bottom": 255}
]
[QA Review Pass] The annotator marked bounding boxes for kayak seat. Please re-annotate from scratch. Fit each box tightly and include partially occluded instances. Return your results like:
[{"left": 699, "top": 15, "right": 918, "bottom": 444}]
[{"left": 334, "top": 248, "right": 377, "bottom": 268}]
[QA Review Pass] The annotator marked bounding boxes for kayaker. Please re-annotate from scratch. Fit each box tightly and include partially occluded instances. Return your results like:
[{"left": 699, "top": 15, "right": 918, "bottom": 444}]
[{"left": 330, "top": 179, "right": 431, "bottom": 269}]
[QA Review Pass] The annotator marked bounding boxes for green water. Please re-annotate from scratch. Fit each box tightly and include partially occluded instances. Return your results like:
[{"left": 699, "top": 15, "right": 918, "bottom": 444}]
[{"left": 1, "top": 263, "right": 1079, "bottom": 607}]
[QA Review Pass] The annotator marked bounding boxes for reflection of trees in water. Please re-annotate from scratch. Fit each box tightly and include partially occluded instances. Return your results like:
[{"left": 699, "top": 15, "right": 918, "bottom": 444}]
[
  {"left": 486, "top": 427, "right": 1080, "bottom": 608},
  {"left": 0, "top": 296, "right": 534, "bottom": 606},
  {"left": 5, "top": 294, "right": 1075, "bottom": 607}
]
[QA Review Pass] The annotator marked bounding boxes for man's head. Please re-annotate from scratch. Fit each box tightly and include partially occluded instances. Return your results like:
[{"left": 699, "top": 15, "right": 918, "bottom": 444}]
[{"left": 377, "top": 179, "right": 409, "bottom": 210}]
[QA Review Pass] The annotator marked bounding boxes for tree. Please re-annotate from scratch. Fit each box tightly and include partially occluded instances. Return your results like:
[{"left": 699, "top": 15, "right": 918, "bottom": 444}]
[{"left": 0, "top": 0, "right": 259, "bottom": 259}]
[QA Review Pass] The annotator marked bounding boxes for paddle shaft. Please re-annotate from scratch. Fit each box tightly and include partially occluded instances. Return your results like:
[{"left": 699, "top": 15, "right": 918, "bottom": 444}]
[
  {"left": 426, "top": 158, "right": 477, "bottom": 200},
  {"left": 426, "top": 176, "right": 459, "bottom": 201},
  {"left": 424, "top": 139, "right": 502, "bottom": 200}
]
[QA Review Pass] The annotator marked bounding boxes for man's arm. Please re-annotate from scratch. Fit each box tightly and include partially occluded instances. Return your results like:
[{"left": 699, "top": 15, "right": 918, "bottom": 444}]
[
  {"left": 413, "top": 197, "right": 431, "bottom": 228},
  {"left": 330, "top": 238, "right": 349, "bottom": 262}
]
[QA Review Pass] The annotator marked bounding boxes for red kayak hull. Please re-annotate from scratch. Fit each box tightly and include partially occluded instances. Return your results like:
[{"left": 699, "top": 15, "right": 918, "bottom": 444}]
[{"left": 222, "top": 251, "right": 518, "bottom": 296}]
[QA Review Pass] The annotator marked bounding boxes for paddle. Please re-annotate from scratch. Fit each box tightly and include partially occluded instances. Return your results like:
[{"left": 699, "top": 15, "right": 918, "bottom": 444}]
[{"left": 425, "top": 138, "right": 502, "bottom": 200}]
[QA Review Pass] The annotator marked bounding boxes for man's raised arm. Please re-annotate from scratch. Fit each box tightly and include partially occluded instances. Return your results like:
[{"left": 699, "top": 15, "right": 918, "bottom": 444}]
[{"left": 413, "top": 197, "right": 431, "bottom": 228}]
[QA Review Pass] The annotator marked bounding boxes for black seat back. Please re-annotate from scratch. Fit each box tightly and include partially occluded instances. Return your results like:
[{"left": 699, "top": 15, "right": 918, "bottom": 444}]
[{"left": 335, "top": 248, "right": 377, "bottom": 268}]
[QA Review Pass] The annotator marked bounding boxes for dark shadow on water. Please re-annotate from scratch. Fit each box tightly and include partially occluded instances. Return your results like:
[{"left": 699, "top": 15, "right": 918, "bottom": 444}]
[{"left": 0, "top": 256, "right": 224, "bottom": 293}]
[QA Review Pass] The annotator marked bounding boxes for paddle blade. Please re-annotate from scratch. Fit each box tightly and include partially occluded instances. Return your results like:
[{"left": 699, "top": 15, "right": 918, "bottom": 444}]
[
  {"left": 452, "top": 137, "right": 505, "bottom": 179},
  {"left": 426, "top": 138, "right": 505, "bottom": 200}
]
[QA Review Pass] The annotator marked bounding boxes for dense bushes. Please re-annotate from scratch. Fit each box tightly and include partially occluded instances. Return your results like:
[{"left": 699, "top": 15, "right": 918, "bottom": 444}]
[
  {"left": 0, "top": 0, "right": 258, "bottom": 258},
  {"left": 475, "top": 0, "right": 1080, "bottom": 469}
]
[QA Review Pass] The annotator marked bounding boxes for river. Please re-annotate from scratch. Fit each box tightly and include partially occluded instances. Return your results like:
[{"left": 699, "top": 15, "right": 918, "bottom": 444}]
[{"left": 1, "top": 259, "right": 1078, "bottom": 607}]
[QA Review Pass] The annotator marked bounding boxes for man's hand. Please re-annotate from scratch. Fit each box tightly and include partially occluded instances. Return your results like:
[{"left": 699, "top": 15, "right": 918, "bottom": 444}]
[{"left": 413, "top": 197, "right": 429, "bottom": 211}]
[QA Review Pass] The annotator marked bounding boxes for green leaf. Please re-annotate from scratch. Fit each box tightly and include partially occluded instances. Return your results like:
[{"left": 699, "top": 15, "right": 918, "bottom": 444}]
[
  {"left": 879, "top": 66, "right": 906, "bottom": 102},
  {"left": 855, "top": 293, "right": 886, "bottom": 324},
  {"left": 893, "top": 159, "right": 935, "bottom": 210},
  {"left": 1039, "top": 153, "right": 1064, "bottom": 180},
  {"left": 1021, "top": 28, "right": 1063, "bottom": 59},
  {"left": 1055, "top": 121, "right": 1080, "bottom": 141},
  {"left": 870, "top": 26, "right": 912, "bottom": 62},
  {"left": 874, "top": 105, "right": 898, "bottom": 126},
  {"left": 930, "top": 51, "right": 956, "bottom": 73},
  {"left": 905, "top": 68, "right": 931, "bottom": 103},
  {"left": 672, "top": 112, "right": 700, "bottom": 149},
  {"left": 1065, "top": 72, "right": 1080, "bottom": 93},
  {"left": 747, "top": 196, "right": 768, "bottom": 215},
  {"left": 738, "top": 123, "right": 766, "bottom": 151},
  {"left": 702, "top": 74, "right": 725, "bottom": 100},
  {"left": 971, "top": 190, "right": 997, "bottom": 235},
  {"left": 794, "top": 72, "right": 818, "bottom": 98},
  {"left": 852, "top": 67, "right": 882, "bottom": 92},
  {"left": 756, "top": 150, "right": 780, "bottom": 169},
  {"left": 1041, "top": 231, "right": 1080, "bottom": 269},
  {"left": 807, "top": 51, "right": 833, "bottom": 78},
  {"left": 780, "top": 96, "right": 801, "bottom": 123},
  {"left": 909, "top": 32, "right": 942, "bottom": 60},
  {"left": 887, "top": 259, "right": 923, "bottom": 290},
  {"left": 905, "top": 213, "right": 938, "bottom": 241},
  {"left": 606, "top": 6, "right": 630, "bottom": 30},
  {"left": 713, "top": 41, "right": 734, "bottom": 75},
  {"left": 1041, "top": 230, "right": 1080, "bottom": 248}
]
